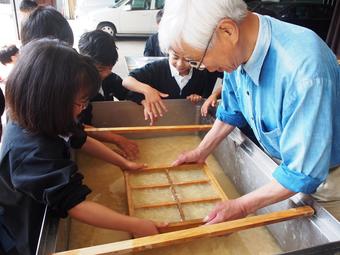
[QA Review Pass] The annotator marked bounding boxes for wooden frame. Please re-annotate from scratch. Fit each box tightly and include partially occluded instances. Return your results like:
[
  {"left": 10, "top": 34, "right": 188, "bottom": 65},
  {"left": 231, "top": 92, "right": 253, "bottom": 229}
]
[
  {"left": 84, "top": 124, "right": 213, "bottom": 134},
  {"left": 124, "top": 163, "right": 228, "bottom": 233},
  {"left": 54, "top": 206, "right": 314, "bottom": 255}
]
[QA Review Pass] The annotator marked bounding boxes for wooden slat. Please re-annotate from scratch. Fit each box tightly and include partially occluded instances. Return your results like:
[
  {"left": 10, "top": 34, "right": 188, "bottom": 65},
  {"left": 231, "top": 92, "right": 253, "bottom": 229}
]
[
  {"left": 158, "top": 219, "right": 204, "bottom": 233},
  {"left": 123, "top": 172, "right": 135, "bottom": 216},
  {"left": 131, "top": 179, "right": 210, "bottom": 190},
  {"left": 84, "top": 124, "right": 213, "bottom": 134},
  {"left": 202, "top": 164, "right": 229, "bottom": 201},
  {"left": 165, "top": 169, "right": 185, "bottom": 221},
  {"left": 134, "top": 197, "right": 221, "bottom": 209},
  {"left": 54, "top": 206, "right": 314, "bottom": 255}
]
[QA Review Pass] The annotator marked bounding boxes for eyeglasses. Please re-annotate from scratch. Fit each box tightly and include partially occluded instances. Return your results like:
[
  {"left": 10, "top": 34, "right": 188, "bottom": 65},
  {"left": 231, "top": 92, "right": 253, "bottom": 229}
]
[{"left": 188, "top": 30, "right": 215, "bottom": 71}]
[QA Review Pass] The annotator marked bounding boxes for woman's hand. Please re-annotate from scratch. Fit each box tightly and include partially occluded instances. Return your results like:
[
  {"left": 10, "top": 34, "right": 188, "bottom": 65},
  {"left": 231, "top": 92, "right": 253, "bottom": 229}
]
[
  {"left": 114, "top": 135, "right": 139, "bottom": 160},
  {"left": 203, "top": 199, "right": 247, "bottom": 224},
  {"left": 186, "top": 94, "right": 203, "bottom": 103},
  {"left": 142, "top": 86, "right": 168, "bottom": 125}
]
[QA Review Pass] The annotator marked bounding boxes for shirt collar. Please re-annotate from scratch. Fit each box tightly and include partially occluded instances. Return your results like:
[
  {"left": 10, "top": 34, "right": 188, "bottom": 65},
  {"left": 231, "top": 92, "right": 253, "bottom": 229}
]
[
  {"left": 243, "top": 13, "right": 271, "bottom": 86},
  {"left": 169, "top": 61, "right": 193, "bottom": 79}
]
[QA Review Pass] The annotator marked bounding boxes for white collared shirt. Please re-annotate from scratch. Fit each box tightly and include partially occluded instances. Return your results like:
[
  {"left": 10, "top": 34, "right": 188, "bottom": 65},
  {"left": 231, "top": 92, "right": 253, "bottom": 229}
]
[{"left": 169, "top": 61, "right": 193, "bottom": 93}]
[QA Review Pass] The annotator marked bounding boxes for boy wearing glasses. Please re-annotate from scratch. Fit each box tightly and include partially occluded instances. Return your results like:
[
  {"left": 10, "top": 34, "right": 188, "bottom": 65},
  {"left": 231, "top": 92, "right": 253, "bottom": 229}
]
[{"left": 123, "top": 49, "right": 222, "bottom": 125}]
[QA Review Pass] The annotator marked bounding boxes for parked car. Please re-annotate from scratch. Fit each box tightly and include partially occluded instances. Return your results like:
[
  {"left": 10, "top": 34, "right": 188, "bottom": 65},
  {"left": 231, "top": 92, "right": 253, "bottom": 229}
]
[
  {"left": 80, "top": 0, "right": 165, "bottom": 37},
  {"left": 247, "top": 0, "right": 334, "bottom": 40}
]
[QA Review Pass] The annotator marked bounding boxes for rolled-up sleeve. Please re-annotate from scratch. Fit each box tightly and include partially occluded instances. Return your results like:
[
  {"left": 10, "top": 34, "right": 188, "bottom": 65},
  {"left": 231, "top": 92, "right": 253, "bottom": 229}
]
[
  {"left": 216, "top": 77, "right": 246, "bottom": 127},
  {"left": 273, "top": 77, "right": 334, "bottom": 194},
  {"left": 11, "top": 148, "right": 91, "bottom": 218}
]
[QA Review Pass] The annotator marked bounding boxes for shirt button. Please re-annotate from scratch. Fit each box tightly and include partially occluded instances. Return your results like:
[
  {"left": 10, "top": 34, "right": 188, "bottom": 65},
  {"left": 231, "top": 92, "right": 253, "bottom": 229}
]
[
  {"left": 246, "top": 91, "right": 250, "bottom": 96},
  {"left": 241, "top": 69, "right": 245, "bottom": 75}
]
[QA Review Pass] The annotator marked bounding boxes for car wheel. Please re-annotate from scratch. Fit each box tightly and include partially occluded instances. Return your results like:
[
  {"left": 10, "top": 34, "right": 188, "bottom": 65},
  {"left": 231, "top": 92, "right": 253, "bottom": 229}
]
[{"left": 97, "top": 22, "right": 117, "bottom": 37}]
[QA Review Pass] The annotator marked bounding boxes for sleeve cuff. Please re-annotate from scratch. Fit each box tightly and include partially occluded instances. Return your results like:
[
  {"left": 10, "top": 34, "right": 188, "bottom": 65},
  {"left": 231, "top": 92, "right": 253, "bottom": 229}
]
[
  {"left": 216, "top": 105, "right": 246, "bottom": 127},
  {"left": 273, "top": 164, "right": 323, "bottom": 194}
]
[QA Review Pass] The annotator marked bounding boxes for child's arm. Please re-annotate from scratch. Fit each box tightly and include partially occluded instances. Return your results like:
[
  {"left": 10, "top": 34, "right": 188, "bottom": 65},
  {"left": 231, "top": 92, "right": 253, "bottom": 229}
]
[
  {"left": 123, "top": 76, "right": 168, "bottom": 125},
  {"left": 81, "top": 136, "right": 146, "bottom": 171},
  {"left": 68, "top": 200, "right": 160, "bottom": 237},
  {"left": 201, "top": 86, "right": 222, "bottom": 117},
  {"left": 84, "top": 124, "right": 139, "bottom": 160}
]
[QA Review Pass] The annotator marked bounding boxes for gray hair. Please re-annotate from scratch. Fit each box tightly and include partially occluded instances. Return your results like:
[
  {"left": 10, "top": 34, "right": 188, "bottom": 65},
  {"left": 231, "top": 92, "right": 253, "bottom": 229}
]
[{"left": 159, "top": 0, "right": 248, "bottom": 53}]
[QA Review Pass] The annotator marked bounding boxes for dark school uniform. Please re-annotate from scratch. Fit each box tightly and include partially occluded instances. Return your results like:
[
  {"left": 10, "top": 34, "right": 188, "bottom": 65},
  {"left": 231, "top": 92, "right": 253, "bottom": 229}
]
[
  {"left": 143, "top": 33, "right": 166, "bottom": 57},
  {"left": 127, "top": 59, "right": 222, "bottom": 104},
  {"left": 78, "top": 72, "right": 128, "bottom": 125},
  {"left": 0, "top": 122, "right": 90, "bottom": 254}
]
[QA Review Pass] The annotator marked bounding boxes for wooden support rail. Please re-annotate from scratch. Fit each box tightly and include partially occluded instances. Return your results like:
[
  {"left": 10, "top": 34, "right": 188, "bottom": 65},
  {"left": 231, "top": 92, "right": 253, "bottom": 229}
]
[
  {"left": 134, "top": 196, "right": 221, "bottom": 209},
  {"left": 131, "top": 179, "right": 210, "bottom": 189},
  {"left": 84, "top": 124, "right": 213, "bottom": 134},
  {"left": 54, "top": 206, "right": 314, "bottom": 255}
]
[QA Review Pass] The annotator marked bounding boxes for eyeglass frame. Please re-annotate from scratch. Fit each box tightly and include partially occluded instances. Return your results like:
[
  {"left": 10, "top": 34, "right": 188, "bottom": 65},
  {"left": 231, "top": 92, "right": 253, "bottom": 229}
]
[{"left": 188, "top": 29, "right": 215, "bottom": 71}]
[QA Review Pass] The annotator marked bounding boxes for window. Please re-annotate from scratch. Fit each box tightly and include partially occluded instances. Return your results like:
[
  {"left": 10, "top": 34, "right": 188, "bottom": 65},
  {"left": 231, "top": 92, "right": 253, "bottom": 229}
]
[
  {"left": 155, "top": 0, "right": 164, "bottom": 9},
  {"left": 131, "top": 0, "right": 151, "bottom": 10}
]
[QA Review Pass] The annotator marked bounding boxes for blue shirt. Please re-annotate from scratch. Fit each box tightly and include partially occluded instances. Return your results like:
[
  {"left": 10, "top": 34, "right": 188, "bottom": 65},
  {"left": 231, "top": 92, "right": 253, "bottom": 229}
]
[{"left": 216, "top": 14, "right": 340, "bottom": 194}]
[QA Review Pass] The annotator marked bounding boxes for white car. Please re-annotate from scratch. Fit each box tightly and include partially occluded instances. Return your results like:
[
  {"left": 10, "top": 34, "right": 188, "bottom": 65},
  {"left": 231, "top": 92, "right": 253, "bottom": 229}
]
[{"left": 82, "top": 0, "right": 164, "bottom": 37}]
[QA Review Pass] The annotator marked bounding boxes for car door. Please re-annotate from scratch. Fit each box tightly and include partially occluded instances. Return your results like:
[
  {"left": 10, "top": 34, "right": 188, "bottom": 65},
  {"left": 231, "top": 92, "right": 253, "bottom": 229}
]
[{"left": 119, "top": 0, "right": 156, "bottom": 34}]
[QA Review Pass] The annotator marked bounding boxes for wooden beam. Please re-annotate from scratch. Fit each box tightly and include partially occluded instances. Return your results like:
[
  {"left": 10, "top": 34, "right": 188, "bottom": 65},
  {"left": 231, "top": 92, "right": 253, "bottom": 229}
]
[
  {"left": 54, "top": 206, "right": 314, "bottom": 255},
  {"left": 84, "top": 124, "right": 213, "bottom": 134}
]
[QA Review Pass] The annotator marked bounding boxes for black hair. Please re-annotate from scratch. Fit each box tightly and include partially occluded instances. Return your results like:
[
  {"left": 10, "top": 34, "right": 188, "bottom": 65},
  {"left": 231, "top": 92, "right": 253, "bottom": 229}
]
[
  {"left": 21, "top": 5, "right": 74, "bottom": 46},
  {"left": 0, "top": 45, "right": 19, "bottom": 65},
  {"left": 156, "top": 9, "right": 163, "bottom": 24},
  {"left": 19, "top": 0, "right": 38, "bottom": 12},
  {"left": 78, "top": 30, "right": 118, "bottom": 67},
  {"left": 6, "top": 38, "right": 101, "bottom": 137}
]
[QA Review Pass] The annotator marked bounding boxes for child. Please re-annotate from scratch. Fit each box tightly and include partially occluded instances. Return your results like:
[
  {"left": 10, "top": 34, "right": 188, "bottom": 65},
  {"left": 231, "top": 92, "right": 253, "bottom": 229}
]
[
  {"left": 20, "top": 5, "right": 74, "bottom": 46},
  {"left": 0, "top": 44, "right": 19, "bottom": 82},
  {"left": 78, "top": 30, "right": 129, "bottom": 101},
  {"left": 78, "top": 29, "right": 139, "bottom": 160},
  {"left": 19, "top": 0, "right": 38, "bottom": 26},
  {"left": 21, "top": 6, "right": 138, "bottom": 160},
  {"left": 0, "top": 39, "right": 159, "bottom": 255},
  {"left": 123, "top": 48, "right": 222, "bottom": 125},
  {"left": 144, "top": 9, "right": 166, "bottom": 57}
]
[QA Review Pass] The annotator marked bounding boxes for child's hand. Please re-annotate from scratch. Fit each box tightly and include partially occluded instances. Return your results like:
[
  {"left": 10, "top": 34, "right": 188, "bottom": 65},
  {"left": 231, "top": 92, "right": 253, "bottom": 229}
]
[
  {"left": 201, "top": 94, "right": 218, "bottom": 117},
  {"left": 133, "top": 219, "right": 168, "bottom": 237},
  {"left": 114, "top": 135, "right": 139, "bottom": 160},
  {"left": 122, "top": 160, "right": 147, "bottom": 171},
  {"left": 186, "top": 94, "right": 203, "bottom": 103},
  {"left": 143, "top": 86, "right": 168, "bottom": 125}
]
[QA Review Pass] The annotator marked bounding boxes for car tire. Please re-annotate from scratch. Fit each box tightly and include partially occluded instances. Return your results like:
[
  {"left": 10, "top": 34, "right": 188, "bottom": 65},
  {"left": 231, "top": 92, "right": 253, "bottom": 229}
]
[{"left": 97, "top": 22, "right": 117, "bottom": 37}]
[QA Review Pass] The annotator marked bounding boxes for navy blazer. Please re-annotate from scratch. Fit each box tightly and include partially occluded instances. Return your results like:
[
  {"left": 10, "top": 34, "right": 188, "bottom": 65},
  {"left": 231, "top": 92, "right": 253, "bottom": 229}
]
[{"left": 0, "top": 122, "right": 90, "bottom": 254}]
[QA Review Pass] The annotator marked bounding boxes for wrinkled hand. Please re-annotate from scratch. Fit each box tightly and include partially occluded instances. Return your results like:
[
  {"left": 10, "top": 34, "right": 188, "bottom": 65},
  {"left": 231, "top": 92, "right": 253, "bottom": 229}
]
[
  {"left": 114, "top": 135, "right": 139, "bottom": 160},
  {"left": 201, "top": 94, "right": 218, "bottom": 117},
  {"left": 203, "top": 199, "right": 247, "bottom": 225},
  {"left": 186, "top": 94, "right": 203, "bottom": 104},
  {"left": 143, "top": 87, "right": 168, "bottom": 125},
  {"left": 121, "top": 160, "right": 147, "bottom": 171},
  {"left": 172, "top": 149, "right": 206, "bottom": 167},
  {"left": 133, "top": 219, "right": 168, "bottom": 237}
]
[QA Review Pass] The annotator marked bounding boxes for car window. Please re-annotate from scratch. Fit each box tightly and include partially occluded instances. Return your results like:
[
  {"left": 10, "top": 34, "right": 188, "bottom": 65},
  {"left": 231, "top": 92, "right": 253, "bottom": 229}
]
[
  {"left": 155, "top": 0, "right": 164, "bottom": 9},
  {"left": 131, "top": 0, "right": 151, "bottom": 10}
]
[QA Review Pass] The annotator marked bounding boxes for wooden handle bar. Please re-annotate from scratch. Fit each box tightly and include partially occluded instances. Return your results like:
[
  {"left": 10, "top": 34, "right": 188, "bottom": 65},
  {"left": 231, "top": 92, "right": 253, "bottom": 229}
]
[
  {"left": 84, "top": 124, "right": 213, "bottom": 134},
  {"left": 54, "top": 206, "right": 314, "bottom": 255}
]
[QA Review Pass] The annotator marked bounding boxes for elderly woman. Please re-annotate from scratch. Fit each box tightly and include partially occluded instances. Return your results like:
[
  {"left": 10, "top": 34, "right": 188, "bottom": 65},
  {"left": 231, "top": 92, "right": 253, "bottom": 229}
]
[{"left": 158, "top": 0, "right": 340, "bottom": 222}]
